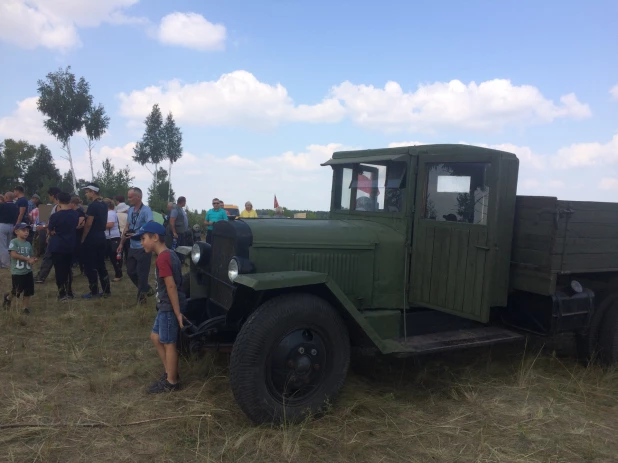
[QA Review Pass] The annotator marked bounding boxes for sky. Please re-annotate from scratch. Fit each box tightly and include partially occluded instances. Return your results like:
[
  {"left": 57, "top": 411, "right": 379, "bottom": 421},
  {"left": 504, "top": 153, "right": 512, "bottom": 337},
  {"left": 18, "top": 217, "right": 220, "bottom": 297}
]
[{"left": 0, "top": 0, "right": 617, "bottom": 212}]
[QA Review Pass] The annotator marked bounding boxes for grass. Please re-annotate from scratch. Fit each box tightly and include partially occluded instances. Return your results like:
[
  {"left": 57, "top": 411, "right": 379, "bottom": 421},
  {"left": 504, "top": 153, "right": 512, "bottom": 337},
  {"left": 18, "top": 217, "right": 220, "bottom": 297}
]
[{"left": 1, "top": 262, "right": 617, "bottom": 462}]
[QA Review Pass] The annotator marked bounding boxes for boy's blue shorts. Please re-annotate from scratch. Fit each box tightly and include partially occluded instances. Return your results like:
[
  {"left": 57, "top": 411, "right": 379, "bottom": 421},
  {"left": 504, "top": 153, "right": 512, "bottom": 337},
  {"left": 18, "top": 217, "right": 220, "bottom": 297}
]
[{"left": 152, "top": 311, "right": 179, "bottom": 344}]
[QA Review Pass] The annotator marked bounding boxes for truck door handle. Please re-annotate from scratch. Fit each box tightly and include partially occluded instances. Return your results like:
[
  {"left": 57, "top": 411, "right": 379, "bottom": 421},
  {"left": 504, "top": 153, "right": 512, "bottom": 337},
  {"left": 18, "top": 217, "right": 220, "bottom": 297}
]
[{"left": 475, "top": 245, "right": 490, "bottom": 251}]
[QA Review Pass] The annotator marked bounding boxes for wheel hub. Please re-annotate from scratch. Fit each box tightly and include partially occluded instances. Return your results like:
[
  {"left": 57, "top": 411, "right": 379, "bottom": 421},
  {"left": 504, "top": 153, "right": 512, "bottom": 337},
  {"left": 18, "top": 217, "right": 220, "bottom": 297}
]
[{"left": 268, "top": 328, "right": 327, "bottom": 403}]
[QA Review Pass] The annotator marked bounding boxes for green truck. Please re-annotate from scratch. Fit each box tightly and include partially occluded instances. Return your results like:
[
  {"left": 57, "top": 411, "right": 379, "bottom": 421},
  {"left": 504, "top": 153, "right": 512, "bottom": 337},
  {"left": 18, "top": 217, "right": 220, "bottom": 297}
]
[{"left": 180, "top": 144, "right": 618, "bottom": 424}]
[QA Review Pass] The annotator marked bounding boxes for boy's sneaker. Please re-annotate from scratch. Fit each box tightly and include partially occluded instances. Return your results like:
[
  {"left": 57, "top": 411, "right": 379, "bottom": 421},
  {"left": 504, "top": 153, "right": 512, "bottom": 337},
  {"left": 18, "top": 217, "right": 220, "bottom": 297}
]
[
  {"left": 148, "top": 379, "right": 180, "bottom": 394},
  {"left": 35, "top": 278, "right": 44, "bottom": 284},
  {"left": 58, "top": 295, "right": 71, "bottom": 302},
  {"left": 23, "top": 308, "right": 30, "bottom": 314},
  {"left": 3, "top": 293, "right": 10, "bottom": 309},
  {"left": 159, "top": 372, "right": 180, "bottom": 382},
  {"left": 81, "top": 292, "right": 104, "bottom": 299}
]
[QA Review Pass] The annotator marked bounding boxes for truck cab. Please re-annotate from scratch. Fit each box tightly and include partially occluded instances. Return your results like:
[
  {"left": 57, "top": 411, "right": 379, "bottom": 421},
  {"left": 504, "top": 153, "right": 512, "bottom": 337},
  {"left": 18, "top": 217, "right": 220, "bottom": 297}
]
[{"left": 182, "top": 144, "right": 618, "bottom": 425}]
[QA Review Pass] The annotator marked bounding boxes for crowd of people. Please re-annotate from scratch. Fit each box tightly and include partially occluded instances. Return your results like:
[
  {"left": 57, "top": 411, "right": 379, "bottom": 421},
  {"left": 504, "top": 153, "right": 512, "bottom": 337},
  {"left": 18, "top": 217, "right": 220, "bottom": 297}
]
[
  {"left": 0, "top": 184, "right": 183, "bottom": 305},
  {"left": 1, "top": 184, "right": 261, "bottom": 393}
]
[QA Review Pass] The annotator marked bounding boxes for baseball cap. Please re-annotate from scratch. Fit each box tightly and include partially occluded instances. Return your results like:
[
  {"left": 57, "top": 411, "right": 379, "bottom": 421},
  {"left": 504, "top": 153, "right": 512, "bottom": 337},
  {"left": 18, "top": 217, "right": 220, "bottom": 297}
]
[
  {"left": 14, "top": 223, "right": 31, "bottom": 230},
  {"left": 32, "top": 194, "right": 41, "bottom": 200},
  {"left": 82, "top": 183, "right": 100, "bottom": 192},
  {"left": 131, "top": 221, "right": 166, "bottom": 240}
]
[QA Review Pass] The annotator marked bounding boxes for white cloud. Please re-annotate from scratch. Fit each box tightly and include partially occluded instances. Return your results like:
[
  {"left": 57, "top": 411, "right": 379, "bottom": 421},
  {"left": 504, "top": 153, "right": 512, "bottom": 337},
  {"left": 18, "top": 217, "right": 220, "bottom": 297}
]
[
  {"left": 119, "top": 74, "right": 590, "bottom": 133},
  {"left": 0, "top": 0, "right": 142, "bottom": 50},
  {"left": 70, "top": 143, "right": 349, "bottom": 211},
  {"left": 599, "top": 178, "right": 618, "bottom": 191},
  {"left": 330, "top": 78, "right": 591, "bottom": 133},
  {"left": 158, "top": 12, "right": 226, "bottom": 51},
  {"left": 388, "top": 141, "right": 425, "bottom": 148},
  {"left": 0, "top": 97, "right": 53, "bottom": 144},
  {"left": 611, "top": 84, "right": 618, "bottom": 101},
  {"left": 552, "top": 134, "right": 618, "bottom": 168},
  {"left": 118, "top": 71, "right": 345, "bottom": 129}
]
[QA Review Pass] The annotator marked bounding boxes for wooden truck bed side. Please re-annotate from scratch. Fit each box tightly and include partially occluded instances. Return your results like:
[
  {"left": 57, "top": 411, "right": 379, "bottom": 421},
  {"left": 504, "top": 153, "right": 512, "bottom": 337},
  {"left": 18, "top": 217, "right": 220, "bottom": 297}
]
[{"left": 510, "top": 196, "right": 618, "bottom": 296}]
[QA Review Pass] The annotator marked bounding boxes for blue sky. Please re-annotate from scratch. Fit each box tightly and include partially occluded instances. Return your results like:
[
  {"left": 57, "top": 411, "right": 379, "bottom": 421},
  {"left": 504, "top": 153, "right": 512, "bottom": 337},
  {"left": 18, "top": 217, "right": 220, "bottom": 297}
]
[{"left": 0, "top": 0, "right": 617, "bottom": 211}]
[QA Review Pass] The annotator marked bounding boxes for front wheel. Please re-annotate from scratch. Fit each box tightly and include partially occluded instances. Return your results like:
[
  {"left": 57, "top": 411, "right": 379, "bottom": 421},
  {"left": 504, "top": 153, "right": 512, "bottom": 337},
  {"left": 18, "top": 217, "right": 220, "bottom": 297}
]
[{"left": 229, "top": 293, "right": 350, "bottom": 424}]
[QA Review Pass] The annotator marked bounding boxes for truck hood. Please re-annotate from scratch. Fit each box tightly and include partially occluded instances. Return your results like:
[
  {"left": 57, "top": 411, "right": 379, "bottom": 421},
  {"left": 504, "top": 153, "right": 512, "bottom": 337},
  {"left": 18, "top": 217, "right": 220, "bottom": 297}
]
[{"left": 244, "top": 218, "right": 399, "bottom": 249}]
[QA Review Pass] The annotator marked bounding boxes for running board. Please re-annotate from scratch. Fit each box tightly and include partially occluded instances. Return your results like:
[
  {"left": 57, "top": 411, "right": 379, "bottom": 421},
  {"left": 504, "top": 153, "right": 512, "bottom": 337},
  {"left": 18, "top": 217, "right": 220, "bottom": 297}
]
[{"left": 389, "top": 326, "right": 524, "bottom": 355}]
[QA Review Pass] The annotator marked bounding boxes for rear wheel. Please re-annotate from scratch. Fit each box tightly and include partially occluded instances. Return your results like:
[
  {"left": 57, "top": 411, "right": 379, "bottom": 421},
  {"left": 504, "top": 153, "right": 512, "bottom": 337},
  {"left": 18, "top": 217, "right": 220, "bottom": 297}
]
[{"left": 230, "top": 293, "right": 350, "bottom": 424}]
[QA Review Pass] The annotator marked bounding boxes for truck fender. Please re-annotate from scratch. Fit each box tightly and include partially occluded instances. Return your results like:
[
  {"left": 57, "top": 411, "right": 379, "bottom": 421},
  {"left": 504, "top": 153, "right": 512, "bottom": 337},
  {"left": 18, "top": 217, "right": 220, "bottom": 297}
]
[{"left": 233, "top": 271, "right": 396, "bottom": 354}]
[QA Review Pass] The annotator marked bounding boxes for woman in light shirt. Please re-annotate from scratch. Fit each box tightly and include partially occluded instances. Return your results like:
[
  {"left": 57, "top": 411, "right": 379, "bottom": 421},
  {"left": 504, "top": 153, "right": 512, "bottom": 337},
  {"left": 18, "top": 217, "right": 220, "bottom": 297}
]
[
  {"left": 104, "top": 198, "right": 123, "bottom": 281},
  {"left": 240, "top": 201, "right": 258, "bottom": 218}
]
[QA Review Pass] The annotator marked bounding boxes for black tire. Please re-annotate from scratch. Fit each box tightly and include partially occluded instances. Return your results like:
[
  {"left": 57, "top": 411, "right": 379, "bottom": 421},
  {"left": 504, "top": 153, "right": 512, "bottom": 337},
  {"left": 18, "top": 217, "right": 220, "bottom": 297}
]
[
  {"left": 598, "top": 303, "right": 618, "bottom": 366},
  {"left": 229, "top": 293, "right": 350, "bottom": 424}
]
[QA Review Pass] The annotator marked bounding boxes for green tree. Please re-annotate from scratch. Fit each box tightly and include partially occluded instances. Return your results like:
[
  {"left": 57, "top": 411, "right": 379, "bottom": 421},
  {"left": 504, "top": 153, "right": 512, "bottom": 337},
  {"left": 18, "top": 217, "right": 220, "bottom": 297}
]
[
  {"left": 23, "top": 144, "right": 62, "bottom": 194},
  {"left": 147, "top": 167, "right": 175, "bottom": 213},
  {"left": 163, "top": 111, "right": 183, "bottom": 202},
  {"left": 84, "top": 103, "right": 110, "bottom": 180},
  {"left": 186, "top": 208, "right": 206, "bottom": 229},
  {"left": 94, "top": 158, "right": 134, "bottom": 199},
  {"left": 59, "top": 170, "right": 87, "bottom": 201},
  {"left": 37, "top": 66, "right": 93, "bottom": 194},
  {"left": 133, "top": 104, "right": 165, "bottom": 193},
  {"left": 0, "top": 139, "right": 36, "bottom": 192}
]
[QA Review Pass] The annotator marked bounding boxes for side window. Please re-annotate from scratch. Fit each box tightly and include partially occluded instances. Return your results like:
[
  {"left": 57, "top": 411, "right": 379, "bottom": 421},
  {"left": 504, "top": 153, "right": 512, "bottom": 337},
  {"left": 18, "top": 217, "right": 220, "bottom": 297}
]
[{"left": 423, "top": 162, "right": 490, "bottom": 225}]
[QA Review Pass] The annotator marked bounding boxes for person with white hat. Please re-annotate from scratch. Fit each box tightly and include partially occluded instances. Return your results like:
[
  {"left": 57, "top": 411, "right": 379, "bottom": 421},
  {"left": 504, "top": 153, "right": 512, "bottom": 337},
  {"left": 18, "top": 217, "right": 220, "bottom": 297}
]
[{"left": 81, "top": 183, "right": 111, "bottom": 299}]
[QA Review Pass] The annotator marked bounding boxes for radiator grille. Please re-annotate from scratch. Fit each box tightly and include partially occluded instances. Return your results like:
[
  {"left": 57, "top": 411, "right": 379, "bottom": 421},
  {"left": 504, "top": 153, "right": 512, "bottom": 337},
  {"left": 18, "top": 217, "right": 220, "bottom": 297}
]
[
  {"left": 293, "top": 253, "right": 359, "bottom": 293},
  {"left": 210, "top": 234, "right": 235, "bottom": 309}
]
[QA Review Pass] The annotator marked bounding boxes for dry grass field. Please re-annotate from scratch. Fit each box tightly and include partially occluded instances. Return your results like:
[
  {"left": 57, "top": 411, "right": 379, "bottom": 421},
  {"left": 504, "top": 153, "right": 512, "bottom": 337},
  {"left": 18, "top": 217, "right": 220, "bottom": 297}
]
[{"left": 1, "top": 260, "right": 617, "bottom": 463}]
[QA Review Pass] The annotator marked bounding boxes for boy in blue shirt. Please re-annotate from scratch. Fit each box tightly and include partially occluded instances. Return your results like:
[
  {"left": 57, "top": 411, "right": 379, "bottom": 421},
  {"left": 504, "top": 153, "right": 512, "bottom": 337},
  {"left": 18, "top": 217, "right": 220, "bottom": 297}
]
[
  {"left": 203, "top": 198, "right": 228, "bottom": 244},
  {"left": 3, "top": 223, "right": 37, "bottom": 314}
]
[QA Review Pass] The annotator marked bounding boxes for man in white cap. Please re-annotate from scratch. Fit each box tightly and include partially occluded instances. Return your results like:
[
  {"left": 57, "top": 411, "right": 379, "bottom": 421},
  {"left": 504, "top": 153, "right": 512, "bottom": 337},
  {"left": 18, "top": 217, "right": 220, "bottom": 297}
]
[{"left": 80, "top": 183, "right": 111, "bottom": 299}]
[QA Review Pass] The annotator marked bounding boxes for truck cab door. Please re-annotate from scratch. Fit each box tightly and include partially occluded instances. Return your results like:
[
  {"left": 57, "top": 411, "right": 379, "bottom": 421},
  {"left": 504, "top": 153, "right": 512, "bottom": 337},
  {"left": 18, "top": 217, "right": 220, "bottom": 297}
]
[{"left": 410, "top": 153, "right": 497, "bottom": 323}]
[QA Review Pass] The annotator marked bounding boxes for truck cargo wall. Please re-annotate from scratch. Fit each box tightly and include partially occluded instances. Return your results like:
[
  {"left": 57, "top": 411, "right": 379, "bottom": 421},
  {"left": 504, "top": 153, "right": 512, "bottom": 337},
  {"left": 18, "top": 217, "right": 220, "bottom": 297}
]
[{"left": 511, "top": 196, "right": 618, "bottom": 295}]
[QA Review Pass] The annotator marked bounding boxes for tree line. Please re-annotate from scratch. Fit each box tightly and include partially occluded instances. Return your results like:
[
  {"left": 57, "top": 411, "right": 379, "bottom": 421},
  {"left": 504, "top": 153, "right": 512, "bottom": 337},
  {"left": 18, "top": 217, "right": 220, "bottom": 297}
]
[
  {"left": 1, "top": 66, "right": 183, "bottom": 210},
  {"left": 0, "top": 138, "right": 133, "bottom": 203}
]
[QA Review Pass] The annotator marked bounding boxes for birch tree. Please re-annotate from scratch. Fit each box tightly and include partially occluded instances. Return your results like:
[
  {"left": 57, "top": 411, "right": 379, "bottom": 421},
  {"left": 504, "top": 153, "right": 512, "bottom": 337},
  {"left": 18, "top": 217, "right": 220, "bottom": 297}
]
[{"left": 37, "top": 66, "right": 92, "bottom": 194}]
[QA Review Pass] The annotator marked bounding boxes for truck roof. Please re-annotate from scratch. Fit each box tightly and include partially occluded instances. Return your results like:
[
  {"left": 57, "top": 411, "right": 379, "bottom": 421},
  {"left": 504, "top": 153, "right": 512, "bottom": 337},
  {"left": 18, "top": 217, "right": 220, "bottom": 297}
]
[{"left": 324, "top": 143, "right": 518, "bottom": 165}]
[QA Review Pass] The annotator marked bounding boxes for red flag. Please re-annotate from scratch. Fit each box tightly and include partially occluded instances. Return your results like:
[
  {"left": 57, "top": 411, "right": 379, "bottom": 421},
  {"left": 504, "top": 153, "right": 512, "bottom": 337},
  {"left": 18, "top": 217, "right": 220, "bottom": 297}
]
[
  {"left": 357, "top": 174, "right": 380, "bottom": 195},
  {"left": 274, "top": 195, "right": 279, "bottom": 209}
]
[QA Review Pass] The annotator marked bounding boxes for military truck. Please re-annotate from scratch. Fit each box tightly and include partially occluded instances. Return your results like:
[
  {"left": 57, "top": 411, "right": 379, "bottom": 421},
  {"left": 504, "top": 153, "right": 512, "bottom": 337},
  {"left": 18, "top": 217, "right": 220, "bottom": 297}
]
[{"left": 179, "top": 144, "right": 618, "bottom": 424}]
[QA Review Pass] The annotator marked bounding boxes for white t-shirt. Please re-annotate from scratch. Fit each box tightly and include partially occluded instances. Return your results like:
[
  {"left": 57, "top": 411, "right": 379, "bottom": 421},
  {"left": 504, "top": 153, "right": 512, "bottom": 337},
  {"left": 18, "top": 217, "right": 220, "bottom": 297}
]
[{"left": 106, "top": 210, "right": 121, "bottom": 239}]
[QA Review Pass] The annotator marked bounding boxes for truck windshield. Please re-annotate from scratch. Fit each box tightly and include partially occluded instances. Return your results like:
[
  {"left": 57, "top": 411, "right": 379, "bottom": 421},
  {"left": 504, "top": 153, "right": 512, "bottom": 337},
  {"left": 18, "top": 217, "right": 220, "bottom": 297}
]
[{"left": 333, "top": 161, "right": 406, "bottom": 212}]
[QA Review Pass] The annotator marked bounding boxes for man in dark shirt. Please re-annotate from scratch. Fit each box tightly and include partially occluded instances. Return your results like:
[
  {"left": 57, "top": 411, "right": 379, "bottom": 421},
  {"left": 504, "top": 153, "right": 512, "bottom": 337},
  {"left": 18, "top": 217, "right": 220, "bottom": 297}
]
[
  {"left": 14, "top": 185, "right": 32, "bottom": 243},
  {"left": 48, "top": 192, "right": 79, "bottom": 300},
  {"left": 81, "top": 183, "right": 111, "bottom": 299},
  {"left": 34, "top": 187, "right": 60, "bottom": 283},
  {"left": 0, "top": 192, "right": 18, "bottom": 269}
]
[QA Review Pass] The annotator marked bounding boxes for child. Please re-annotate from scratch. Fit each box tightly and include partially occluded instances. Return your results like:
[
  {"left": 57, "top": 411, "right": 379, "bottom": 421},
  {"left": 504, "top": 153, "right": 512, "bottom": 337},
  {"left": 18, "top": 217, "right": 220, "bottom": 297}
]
[
  {"left": 3, "top": 223, "right": 37, "bottom": 314},
  {"left": 131, "top": 222, "right": 186, "bottom": 393},
  {"left": 48, "top": 192, "right": 79, "bottom": 301}
]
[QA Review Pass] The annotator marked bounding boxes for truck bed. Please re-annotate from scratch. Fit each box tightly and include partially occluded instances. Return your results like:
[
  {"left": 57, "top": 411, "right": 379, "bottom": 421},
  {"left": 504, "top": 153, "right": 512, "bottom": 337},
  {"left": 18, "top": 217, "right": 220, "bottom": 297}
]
[{"left": 510, "top": 196, "right": 618, "bottom": 295}]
